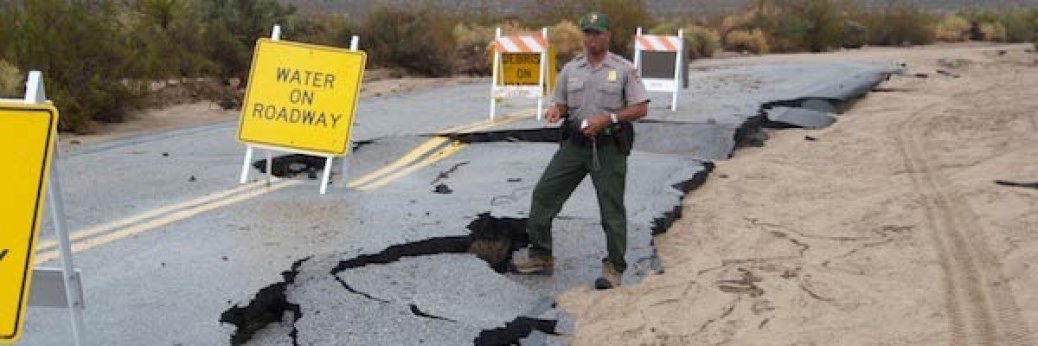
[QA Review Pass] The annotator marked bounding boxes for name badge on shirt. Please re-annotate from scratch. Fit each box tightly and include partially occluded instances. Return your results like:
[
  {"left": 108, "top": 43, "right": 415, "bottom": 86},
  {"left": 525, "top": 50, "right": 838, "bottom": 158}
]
[{"left": 607, "top": 70, "right": 618, "bottom": 82}]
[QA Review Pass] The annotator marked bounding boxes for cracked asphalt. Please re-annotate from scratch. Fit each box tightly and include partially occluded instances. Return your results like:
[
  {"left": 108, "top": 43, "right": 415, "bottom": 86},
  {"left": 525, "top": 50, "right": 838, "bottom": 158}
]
[{"left": 18, "top": 60, "right": 894, "bottom": 345}]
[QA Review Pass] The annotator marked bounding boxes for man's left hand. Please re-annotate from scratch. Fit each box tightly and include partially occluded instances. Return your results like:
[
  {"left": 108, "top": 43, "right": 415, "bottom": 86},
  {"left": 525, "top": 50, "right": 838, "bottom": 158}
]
[{"left": 581, "top": 115, "right": 612, "bottom": 137}]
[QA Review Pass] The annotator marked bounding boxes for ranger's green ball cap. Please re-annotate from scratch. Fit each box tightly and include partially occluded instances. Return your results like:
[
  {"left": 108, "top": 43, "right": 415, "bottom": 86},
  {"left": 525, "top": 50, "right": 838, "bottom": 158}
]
[{"left": 580, "top": 12, "right": 609, "bottom": 32}]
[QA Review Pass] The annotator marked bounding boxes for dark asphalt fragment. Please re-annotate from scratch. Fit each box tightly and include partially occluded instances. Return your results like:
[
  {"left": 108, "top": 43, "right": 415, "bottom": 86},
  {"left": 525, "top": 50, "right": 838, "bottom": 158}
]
[
  {"left": 652, "top": 162, "right": 715, "bottom": 236},
  {"left": 409, "top": 304, "right": 456, "bottom": 322},
  {"left": 330, "top": 213, "right": 528, "bottom": 276},
  {"left": 220, "top": 257, "right": 310, "bottom": 346},
  {"left": 805, "top": 136, "right": 817, "bottom": 141},
  {"left": 474, "top": 317, "right": 557, "bottom": 346},
  {"left": 253, "top": 154, "right": 326, "bottom": 179},
  {"left": 433, "top": 183, "right": 453, "bottom": 194},
  {"left": 448, "top": 128, "right": 560, "bottom": 144},
  {"left": 995, "top": 180, "right": 1038, "bottom": 189}
]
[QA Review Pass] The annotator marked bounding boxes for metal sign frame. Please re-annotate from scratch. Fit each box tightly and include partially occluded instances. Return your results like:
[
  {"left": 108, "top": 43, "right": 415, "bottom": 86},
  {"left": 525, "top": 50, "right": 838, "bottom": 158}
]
[
  {"left": 489, "top": 27, "right": 549, "bottom": 121},
  {"left": 634, "top": 27, "right": 684, "bottom": 111},
  {"left": 237, "top": 25, "right": 361, "bottom": 195},
  {"left": 0, "top": 71, "right": 86, "bottom": 345}
]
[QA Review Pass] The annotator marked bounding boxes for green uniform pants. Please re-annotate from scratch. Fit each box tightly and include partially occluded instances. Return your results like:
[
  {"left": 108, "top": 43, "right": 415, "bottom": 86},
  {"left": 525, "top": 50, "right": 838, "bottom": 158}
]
[{"left": 527, "top": 139, "right": 628, "bottom": 272}]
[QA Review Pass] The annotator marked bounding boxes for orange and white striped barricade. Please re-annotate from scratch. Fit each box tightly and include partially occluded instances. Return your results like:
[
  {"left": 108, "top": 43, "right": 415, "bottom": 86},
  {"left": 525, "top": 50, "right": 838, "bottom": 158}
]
[
  {"left": 489, "top": 28, "right": 550, "bottom": 121},
  {"left": 634, "top": 27, "right": 684, "bottom": 111}
]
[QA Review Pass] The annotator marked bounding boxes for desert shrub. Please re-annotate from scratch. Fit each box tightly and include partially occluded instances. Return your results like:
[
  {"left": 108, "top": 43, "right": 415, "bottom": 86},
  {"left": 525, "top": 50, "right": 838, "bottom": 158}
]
[
  {"left": 127, "top": 0, "right": 214, "bottom": 79},
  {"left": 597, "top": 0, "right": 654, "bottom": 57},
  {"left": 683, "top": 24, "right": 721, "bottom": 59},
  {"left": 979, "top": 22, "right": 1008, "bottom": 42},
  {"left": 551, "top": 20, "right": 585, "bottom": 63},
  {"left": 287, "top": 15, "right": 356, "bottom": 47},
  {"left": 995, "top": 9, "right": 1037, "bottom": 43},
  {"left": 794, "top": 0, "right": 843, "bottom": 52},
  {"left": 854, "top": 2, "right": 935, "bottom": 46},
  {"left": 649, "top": 20, "right": 682, "bottom": 36},
  {"left": 362, "top": 6, "right": 457, "bottom": 76},
  {"left": 0, "top": 60, "right": 21, "bottom": 97},
  {"left": 2, "top": 0, "right": 142, "bottom": 132},
  {"left": 200, "top": 0, "right": 295, "bottom": 81},
  {"left": 719, "top": 12, "right": 757, "bottom": 40},
  {"left": 769, "top": 12, "right": 811, "bottom": 52},
  {"left": 842, "top": 21, "right": 868, "bottom": 48},
  {"left": 453, "top": 22, "right": 495, "bottom": 75},
  {"left": 726, "top": 29, "right": 769, "bottom": 54},
  {"left": 935, "top": 14, "right": 970, "bottom": 42}
]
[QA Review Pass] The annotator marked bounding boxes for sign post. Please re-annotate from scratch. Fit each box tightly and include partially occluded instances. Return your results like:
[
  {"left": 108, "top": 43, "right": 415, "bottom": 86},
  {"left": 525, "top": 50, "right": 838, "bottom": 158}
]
[
  {"left": 489, "top": 28, "right": 551, "bottom": 121},
  {"left": 0, "top": 71, "right": 85, "bottom": 345},
  {"left": 634, "top": 27, "right": 684, "bottom": 111},
  {"left": 238, "top": 25, "right": 366, "bottom": 194}
]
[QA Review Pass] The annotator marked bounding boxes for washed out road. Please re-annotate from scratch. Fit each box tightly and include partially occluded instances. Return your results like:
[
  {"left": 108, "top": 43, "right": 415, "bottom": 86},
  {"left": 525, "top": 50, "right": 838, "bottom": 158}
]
[{"left": 19, "top": 59, "right": 896, "bottom": 345}]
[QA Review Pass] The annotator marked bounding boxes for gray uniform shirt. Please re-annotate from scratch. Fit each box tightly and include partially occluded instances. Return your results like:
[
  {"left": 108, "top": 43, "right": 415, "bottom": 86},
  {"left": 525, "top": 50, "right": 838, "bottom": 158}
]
[{"left": 552, "top": 52, "right": 649, "bottom": 122}]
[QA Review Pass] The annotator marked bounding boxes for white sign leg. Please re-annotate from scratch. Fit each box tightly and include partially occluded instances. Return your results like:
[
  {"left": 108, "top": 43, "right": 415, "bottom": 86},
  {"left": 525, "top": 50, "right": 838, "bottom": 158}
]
[
  {"left": 239, "top": 146, "right": 254, "bottom": 184},
  {"left": 26, "top": 71, "right": 86, "bottom": 346},
  {"left": 320, "top": 156, "right": 334, "bottom": 195}
]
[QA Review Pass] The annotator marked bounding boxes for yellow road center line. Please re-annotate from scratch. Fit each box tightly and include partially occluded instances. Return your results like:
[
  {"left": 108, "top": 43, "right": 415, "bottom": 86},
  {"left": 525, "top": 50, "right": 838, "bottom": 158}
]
[
  {"left": 348, "top": 109, "right": 535, "bottom": 188},
  {"left": 35, "top": 179, "right": 303, "bottom": 264},
  {"left": 346, "top": 137, "right": 449, "bottom": 188},
  {"left": 356, "top": 141, "right": 468, "bottom": 191},
  {"left": 352, "top": 110, "right": 536, "bottom": 191},
  {"left": 33, "top": 109, "right": 537, "bottom": 260},
  {"left": 35, "top": 179, "right": 289, "bottom": 254}
]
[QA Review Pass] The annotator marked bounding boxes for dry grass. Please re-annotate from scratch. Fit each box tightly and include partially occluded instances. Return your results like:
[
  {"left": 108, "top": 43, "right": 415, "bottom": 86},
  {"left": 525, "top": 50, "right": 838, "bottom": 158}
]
[
  {"left": 550, "top": 20, "right": 584, "bottom": 63},
  {"left": 683, "top": 24, "right": 721, "bottom": 59},
  {"left": 936, "top": 14, "right": 970, "bottom": 42},
  {"left": 980, "top": 22, "right": 1008, "bottom": 42},
  {"left": 0, "top": 60, "right": 21, "bottom": 96},
  {"left": 726, "top": 28, "right": 769, "bottom": 54}
]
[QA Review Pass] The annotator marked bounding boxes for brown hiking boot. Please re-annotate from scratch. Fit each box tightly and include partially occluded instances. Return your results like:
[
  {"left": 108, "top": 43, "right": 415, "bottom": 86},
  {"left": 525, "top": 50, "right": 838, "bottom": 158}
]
[
  {"left": 512, "top": 254, "right": 553, "bottom": 275},
  {"left": 594, "top": 262, "right": 622, "bottom": 290}
]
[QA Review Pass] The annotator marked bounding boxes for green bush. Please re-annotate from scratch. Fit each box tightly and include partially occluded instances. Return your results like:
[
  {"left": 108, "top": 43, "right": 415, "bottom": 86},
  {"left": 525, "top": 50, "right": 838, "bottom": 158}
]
[
  {"left": 362, "top": 6, "right": 457, "bottom": 76},
  {"left": 842, "top": 21, "right": 868, "bottom": 49},
  {"left": 935, "top": 14, "right": 970, "bottom": 42},
  {"left": 199, "top": 0, "right": 295, "bottom": 81},
  {"left": 597, "top": 0, "right": 655, "bottom": 57},
  {"left": 683, "top": 24, "right": 721, "bottom": 59},
  {"left": 2, "top": 0, "right": 141, "bottom": 132},
  {"left": 128, "top": 0, "right": 214, "bottom": 79},
  {"left": 854, "top": 3, "right": 935, "bottom": 46}
]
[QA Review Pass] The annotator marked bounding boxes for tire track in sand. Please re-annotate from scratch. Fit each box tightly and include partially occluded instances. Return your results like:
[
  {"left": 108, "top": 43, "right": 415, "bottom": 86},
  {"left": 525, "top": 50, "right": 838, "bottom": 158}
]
[{"left": 892, "top": 76, "right": 1033, "bottom": 345}]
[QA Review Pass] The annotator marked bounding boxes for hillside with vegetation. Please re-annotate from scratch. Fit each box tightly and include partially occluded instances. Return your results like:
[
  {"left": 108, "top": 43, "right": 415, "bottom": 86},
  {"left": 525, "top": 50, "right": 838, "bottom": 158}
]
[{"left": 1, "top": 0, "right": 1035, "bottom": 133}]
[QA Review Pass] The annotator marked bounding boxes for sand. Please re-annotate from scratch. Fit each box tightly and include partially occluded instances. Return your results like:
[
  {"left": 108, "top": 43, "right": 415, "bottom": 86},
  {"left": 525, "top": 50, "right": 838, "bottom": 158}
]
[{"left": 558, "top": 43, "right": 1038, "bottom": 345}]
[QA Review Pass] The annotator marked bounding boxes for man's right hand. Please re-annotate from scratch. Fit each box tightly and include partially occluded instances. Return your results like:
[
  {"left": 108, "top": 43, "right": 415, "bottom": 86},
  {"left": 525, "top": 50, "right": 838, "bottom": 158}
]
[{"left": 545, "top": 105, "right": 565, "bottom": 124}]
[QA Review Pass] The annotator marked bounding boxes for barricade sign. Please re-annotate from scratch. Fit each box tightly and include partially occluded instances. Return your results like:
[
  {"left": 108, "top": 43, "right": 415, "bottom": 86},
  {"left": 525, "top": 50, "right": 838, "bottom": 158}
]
[
  {"left": 499, "top": 50, "right": 557, "bottom": 95},
  {"left": 238, "top": 38, "right": 366, "bottom": 155},
  {"left": 634, "top": 28, "right": 684, "bottom": 111},
  {"left": 237, "top": 26, "right": 364, "bottom": 195},
  {"left": 489, "top": 28, "right": 551, "bottom": 120},
  {"left": 0, "top": 102, "right": 58, "bottom": 343}
]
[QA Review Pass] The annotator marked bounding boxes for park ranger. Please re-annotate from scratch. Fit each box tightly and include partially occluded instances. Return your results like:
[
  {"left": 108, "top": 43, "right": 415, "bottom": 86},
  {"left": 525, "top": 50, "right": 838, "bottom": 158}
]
[{"left": 512, "top": 11, "right": 649, "bottom": 289}]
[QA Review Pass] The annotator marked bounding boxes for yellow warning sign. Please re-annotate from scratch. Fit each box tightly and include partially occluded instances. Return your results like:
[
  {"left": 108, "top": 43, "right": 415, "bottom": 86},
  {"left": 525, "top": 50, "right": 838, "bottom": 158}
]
[
  {"left": 238, "top": 38, "right": 367, "bottom": 155},
  {"left": 0, "top": 102, "right": 57, "bottom": 343},
  {"left": 499, "top": 50, "right": 557, "bottom": 93}
]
